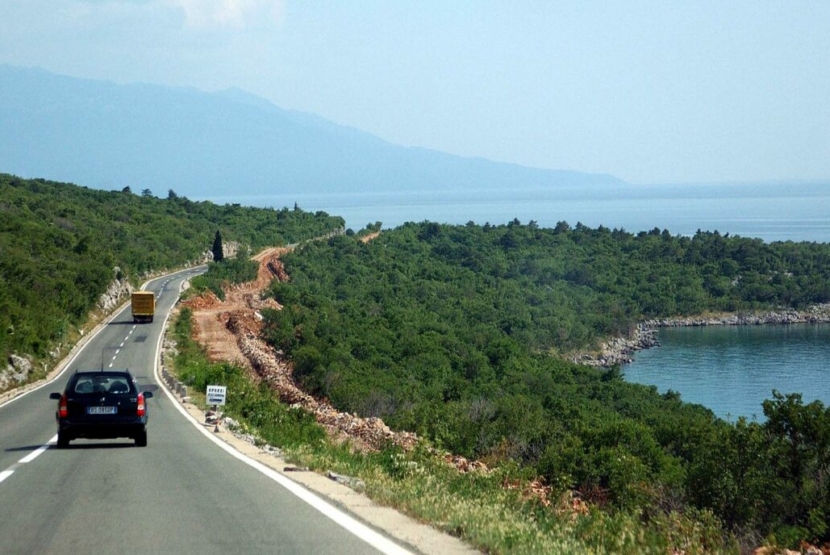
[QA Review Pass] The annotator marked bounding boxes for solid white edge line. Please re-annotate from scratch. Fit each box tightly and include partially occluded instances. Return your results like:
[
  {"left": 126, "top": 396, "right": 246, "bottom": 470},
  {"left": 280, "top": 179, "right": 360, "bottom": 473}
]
[
  {"left": 153, "top": 276, "right": 414, "bottom": 555},
  {"left": 0, "top": 471, "right": 13, "bottom": 483}
]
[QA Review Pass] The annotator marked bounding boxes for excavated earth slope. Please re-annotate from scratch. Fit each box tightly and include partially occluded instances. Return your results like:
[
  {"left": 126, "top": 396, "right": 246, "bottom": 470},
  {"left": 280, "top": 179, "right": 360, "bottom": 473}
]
[{"left": 181, "top": 246, "right": 423, "bottom": 454}]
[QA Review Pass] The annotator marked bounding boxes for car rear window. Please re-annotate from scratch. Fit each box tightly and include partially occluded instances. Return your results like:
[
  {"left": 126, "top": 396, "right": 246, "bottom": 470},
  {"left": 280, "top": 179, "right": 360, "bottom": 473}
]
[{"left": 72, "top": 375, "right": 133, "bottom": 395}]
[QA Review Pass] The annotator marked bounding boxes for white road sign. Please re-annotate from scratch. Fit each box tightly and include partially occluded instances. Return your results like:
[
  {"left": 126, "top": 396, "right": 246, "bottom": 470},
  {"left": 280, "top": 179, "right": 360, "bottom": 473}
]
[{"left": 206, "top": 385, "right": 227, "bottom": 406}]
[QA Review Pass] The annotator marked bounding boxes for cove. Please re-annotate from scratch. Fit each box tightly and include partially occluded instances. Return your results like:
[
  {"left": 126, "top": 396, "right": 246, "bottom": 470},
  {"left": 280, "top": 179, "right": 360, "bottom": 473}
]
[{"left": 622, "top": 323, "right": 830, "bottom": 421}]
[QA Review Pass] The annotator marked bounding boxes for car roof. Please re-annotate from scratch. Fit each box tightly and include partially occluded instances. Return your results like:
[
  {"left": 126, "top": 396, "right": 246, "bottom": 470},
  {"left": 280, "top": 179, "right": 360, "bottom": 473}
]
[{"left": 72, "top": 370, "right": 134, "bottom": 378}]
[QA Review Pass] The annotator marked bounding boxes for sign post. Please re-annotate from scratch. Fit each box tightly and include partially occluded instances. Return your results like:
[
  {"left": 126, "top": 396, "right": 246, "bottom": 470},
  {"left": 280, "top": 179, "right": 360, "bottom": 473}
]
[{"left": 206, "top": 385, "right": 227, "bottom": 432}]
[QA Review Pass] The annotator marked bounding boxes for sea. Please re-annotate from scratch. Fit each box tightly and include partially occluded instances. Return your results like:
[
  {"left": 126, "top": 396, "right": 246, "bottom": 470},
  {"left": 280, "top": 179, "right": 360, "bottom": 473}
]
[
  {"left": 206, "top": 181, "right": 830, "bottom": 243},
  {"left": 204, "top": 180, "right": 830, "bottom": 419}
]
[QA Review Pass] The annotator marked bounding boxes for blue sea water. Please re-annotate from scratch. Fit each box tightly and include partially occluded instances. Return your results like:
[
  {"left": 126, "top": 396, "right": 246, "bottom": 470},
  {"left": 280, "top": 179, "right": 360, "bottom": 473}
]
[
  {"left": 204, "top": 180, "right": 830, "bottom": 418},
  {"left": 205, "top": 181, "right": 830, "bottom": 243},
  {"left": 623, "top": 324, "right": 830, "bottom": 421}
]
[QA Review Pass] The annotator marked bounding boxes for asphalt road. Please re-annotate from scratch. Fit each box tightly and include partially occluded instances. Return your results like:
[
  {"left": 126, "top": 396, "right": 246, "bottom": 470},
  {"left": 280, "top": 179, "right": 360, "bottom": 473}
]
[{"left": 0, "top": 268, "right": 409, "bottom": 555}]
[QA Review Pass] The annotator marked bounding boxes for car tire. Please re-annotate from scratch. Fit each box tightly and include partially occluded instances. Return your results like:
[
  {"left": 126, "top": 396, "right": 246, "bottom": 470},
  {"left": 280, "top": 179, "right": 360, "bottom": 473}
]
[
  {"left": 57, "top": 432, "right": 70, "bottom": 448},
  {"left": 135, "top": 431, "right": 148, "bottom": 447}
]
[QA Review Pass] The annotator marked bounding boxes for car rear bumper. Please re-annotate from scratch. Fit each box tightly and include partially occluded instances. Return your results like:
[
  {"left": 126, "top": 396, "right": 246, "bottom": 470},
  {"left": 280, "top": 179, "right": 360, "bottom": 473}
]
[{"left": 58, "top": 418, "right": 148, "bottom": 440}]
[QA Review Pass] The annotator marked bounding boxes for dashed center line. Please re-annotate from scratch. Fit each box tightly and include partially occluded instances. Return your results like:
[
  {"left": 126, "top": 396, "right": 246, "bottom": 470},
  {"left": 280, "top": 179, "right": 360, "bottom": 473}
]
[
  {"left": 109, "top": 327, "right": 137, "bottom": 367},
  {"left": 0, "top": 436, "right": 56, "bottom": 485}
]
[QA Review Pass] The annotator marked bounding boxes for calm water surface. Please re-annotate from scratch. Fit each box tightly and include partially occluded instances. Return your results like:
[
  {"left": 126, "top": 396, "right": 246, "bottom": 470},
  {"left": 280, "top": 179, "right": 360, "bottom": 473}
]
[
  {"left": 623, "top": 324, "right": 830, "bottom": 420},
  {"left": 206, "top": 181, "right": 830, "bottom": 243}
]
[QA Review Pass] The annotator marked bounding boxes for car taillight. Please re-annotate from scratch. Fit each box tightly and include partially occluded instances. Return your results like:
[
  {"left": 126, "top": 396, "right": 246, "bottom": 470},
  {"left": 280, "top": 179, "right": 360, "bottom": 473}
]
[
  {"left": 137, "top": 393, "right": 145, "bottom": 417},
  {"left": 58, "top": 395, "right": 68, "bottom": 418}
]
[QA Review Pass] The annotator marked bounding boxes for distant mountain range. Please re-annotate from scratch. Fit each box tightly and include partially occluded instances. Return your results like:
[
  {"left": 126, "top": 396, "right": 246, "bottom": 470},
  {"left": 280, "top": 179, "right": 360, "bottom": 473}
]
[{"left": 0, "top": 65, "right": 625, "bottom": 199}]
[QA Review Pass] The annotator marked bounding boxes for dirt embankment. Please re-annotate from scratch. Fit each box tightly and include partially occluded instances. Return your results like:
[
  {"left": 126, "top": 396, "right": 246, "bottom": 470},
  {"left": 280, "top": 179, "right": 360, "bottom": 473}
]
[{"left": 181, "top": 245, "right": 424, "bottom": 454}]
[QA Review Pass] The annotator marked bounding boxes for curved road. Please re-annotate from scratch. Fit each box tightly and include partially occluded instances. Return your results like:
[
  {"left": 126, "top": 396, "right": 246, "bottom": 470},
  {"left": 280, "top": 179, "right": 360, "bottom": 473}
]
[{"left": 0, "top": 268, "right": 410, "bottom": 555}]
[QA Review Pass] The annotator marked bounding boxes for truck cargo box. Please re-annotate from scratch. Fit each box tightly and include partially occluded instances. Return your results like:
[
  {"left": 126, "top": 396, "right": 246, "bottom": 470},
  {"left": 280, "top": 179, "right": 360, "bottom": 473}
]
[{"left": 131, "top": 291, "right": 155, "bottom": 323}]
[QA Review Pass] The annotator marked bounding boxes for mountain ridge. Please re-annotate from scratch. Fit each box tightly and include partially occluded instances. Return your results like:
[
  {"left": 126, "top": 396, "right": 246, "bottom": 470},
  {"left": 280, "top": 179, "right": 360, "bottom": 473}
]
[{"left": 0, "top": 64, "right": 625, "bottom": 198}]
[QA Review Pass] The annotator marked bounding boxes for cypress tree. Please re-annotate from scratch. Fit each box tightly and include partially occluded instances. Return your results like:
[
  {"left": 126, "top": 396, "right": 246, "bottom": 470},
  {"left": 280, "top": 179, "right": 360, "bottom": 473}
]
[{"left": 212, "top": 230, "right": 224, "bottom": 262}]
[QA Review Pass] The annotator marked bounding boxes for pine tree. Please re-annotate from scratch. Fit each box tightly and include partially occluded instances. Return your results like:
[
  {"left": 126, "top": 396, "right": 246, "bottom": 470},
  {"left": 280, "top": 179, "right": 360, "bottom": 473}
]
[{"left": 212, "top": 230, "right": 224, "bottom": 262}]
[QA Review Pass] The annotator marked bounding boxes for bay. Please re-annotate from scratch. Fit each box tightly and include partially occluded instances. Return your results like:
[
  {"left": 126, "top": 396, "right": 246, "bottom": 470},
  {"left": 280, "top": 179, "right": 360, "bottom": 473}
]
[{"left": 622, "top": 324, "right": 830, "bottom": 420}]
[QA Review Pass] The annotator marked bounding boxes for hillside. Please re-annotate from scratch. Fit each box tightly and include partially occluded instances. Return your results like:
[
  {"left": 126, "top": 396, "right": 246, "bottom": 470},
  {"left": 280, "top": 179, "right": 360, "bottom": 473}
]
[
  {"left": 0, "top": 65, "right": 625, "bottom": 198},
  {"left": 0, "top": 173, "right": 343, "bottom": 382},
  {"left": 258, "top": 221, "right": 830, "bottom": 548}
]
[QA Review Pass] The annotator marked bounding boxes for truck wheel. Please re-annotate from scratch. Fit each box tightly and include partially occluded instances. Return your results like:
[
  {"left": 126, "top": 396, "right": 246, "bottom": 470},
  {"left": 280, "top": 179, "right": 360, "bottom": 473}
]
[
  {"left": 57, "top": 432, "right": 70, "bottom": 448},
  {"left": 135, "top": 431, "right": 148, "bottom": 447}
]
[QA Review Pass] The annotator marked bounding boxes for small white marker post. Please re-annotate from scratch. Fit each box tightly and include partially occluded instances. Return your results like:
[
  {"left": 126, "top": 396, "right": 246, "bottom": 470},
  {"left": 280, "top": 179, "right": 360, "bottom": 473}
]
[{"left": 206, "top": 385, "right": 227, "bottom": 432}]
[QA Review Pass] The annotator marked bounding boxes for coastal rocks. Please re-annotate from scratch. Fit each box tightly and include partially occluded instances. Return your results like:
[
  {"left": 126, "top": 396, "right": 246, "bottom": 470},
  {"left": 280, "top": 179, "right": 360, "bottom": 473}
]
[
  {"left": 571, "top": 324, "right": 659, "bottom": 368},
  {"left": 576, "top": 304, "right": 830, "bottom": 369},
  {"left": 646, "top": 305, "right": 830, "bottom": 328}
]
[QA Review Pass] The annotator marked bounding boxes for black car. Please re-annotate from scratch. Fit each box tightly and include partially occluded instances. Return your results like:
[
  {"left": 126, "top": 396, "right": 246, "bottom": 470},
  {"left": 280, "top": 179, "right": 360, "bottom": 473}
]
[{"left": 49, "top": 370, "right": 153, "bottom": 447}]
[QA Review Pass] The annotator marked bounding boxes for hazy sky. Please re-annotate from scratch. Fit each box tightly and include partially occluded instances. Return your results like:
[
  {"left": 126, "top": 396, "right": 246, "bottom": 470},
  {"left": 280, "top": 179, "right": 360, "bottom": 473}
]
[{"left": 1, "top": 1, "right": 828, "bottom": 184}]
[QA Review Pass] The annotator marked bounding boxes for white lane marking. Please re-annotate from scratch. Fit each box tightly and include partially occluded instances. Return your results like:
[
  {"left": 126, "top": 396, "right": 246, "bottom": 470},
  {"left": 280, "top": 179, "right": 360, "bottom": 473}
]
[
  {"left": 120, "top": 342, "right": 125, "bottom": 348},
  {"left": 0, "top": 288, "right": 134, "bottom": 409},
  {"left": 20, "top": 440, "right": 53, "bottom": 463},
  {"left": 0, "top": 267, "right": 206, "bottom": 487},
  {"left": 153, "top": 320, "right": 412, "bottom": 554},
  {"left": 0, "top": 437, "right": 55, "bottom": 485},
  {"left": 158, "top": 386, "right": 413, "bottom": 555}
]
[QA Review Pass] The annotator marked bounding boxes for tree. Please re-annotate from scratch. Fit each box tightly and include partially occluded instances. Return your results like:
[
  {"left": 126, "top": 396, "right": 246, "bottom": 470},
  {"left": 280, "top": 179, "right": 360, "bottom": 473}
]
[
  {"left": 167, "top": 189, "right": 178, "bottom": 200},
  {"left": 212, "top": 230, "right": 224, "bottom": 262},
  {"left": 141, "top": 188, "right": 153, "bottom": 197}
]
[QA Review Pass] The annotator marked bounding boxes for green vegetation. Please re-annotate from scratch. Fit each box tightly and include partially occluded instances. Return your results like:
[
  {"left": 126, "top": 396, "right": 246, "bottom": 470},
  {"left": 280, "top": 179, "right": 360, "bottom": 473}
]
[
  {"left": 261, "top": 220, "right": 830, "bottom": 549},
  {"left": 188, "top": 249, "right": 258, "bottom": 301},
  {"left": 211, "top": 229, "right": 225, "bottom": 263},
  {"left": 171, "top": 307, "right": 730, "bottom": 554},
  {"left": 0, "top": 173, "right": 343, "bottom": 377},
  {"left": 173, "top": 308, "right": 328, "bottom": 447},
  {"left": 8, "top": 170, "right": 830, "bottom": 551}
]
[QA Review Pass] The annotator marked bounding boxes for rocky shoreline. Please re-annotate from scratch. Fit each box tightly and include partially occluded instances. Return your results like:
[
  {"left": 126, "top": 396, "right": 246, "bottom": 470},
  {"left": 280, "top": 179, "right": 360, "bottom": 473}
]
[{"left": 572, "top": 304, "right": 830, "bottom": 368}]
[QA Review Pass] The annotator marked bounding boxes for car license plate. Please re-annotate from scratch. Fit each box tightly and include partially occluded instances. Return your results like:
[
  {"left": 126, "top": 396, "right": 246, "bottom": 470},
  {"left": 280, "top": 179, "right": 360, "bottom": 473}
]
[{"left": 87, "top": 406, "right": 117, "bottom": 415}]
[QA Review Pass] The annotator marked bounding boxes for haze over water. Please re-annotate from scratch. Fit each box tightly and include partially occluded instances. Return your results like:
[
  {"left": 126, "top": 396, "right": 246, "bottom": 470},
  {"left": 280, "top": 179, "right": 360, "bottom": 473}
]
[{"left": 210, "top": 181, "right": 830, "bottom": 243}]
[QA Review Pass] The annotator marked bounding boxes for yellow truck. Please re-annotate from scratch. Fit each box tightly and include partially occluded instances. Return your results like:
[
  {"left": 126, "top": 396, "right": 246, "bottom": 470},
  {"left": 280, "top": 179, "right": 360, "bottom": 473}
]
[{"left": 131, "top": 291, "right": 155, "bottom": 323}]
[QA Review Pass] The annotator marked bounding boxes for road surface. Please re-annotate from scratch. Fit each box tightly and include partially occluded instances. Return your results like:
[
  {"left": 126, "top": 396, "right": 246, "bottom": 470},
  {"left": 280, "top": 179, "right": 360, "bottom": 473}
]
[{"left": 0, "top": 268, "right": 411, "bottom": 555}]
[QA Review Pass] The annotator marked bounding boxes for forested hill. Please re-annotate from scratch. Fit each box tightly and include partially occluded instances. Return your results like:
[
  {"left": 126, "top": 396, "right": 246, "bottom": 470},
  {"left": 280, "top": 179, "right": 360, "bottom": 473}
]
[
  {"left": 0, "top": 173, "right": 343, "bottom": 371},
  {"left": 264, "top": 221, "right": 830, "bottom": 545}
]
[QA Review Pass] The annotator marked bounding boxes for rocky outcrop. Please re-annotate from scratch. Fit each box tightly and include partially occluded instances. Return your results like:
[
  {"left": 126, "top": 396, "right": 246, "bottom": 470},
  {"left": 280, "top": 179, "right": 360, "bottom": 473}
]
[
  {"left": 202, "top": 240, "right": 241, "bottom": 263},
  {"left": 97, "top": 267, "right": 133, "bottom": 313},
  {"left": 0, "top": 354, "right": 33, "bottom": 391},
  {"left": 571, "top": 324, "right": 660, "bottom": 367}
]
